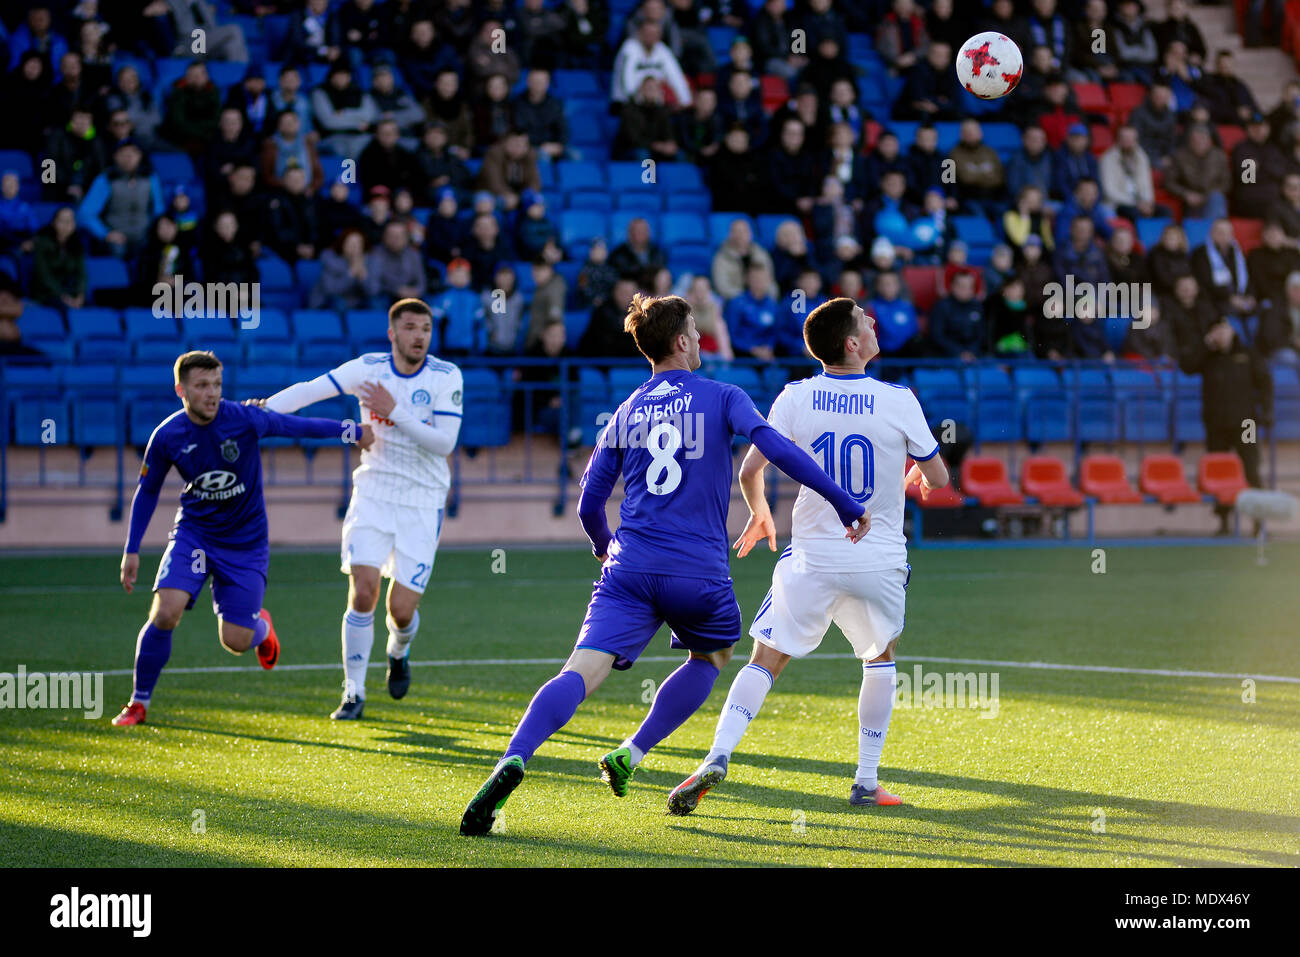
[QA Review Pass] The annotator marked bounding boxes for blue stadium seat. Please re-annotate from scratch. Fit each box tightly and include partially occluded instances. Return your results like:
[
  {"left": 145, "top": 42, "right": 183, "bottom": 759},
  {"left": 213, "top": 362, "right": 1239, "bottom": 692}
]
[
  {"left": 152, "top": 58, "right": 190, "bottom": 95},
  {"left": 970, "top": 365, "right": 1019, "bottom": 441},
  {"left": 85, "top": 257, "right": 131, "bottom": 302},
  {"left": 951, "top": 216, "right": 997, "bottom": 248},
  {"left": 230, "top": 364, "right": 299, "bottom": 401},
  {"left": 0, "top": 363, "right": 60, "bottom": 397},
  {"left": 983, "top": 123, "right": 1021, "bottom": 159},
  {"left": 460, "top": 368, "right": 511, "bottom": 447},
  {"left": 607, "top": 367, "right": 648, "bottom": 397},
  {"left": 293, "top": 309, "right": 349, "bottom": 368},
  {"left": 615, "top": 191, "right": 662, "bottom": 212},
  {"left": 576, "top": 366, "right": 610, "bottom": 444},
  {"left": 659, "top": 164, "right": 705, "bottom": 194},
  {"left": 1272, "top": 364, "right": 1300, "bottom": 440},
  {"left": 150, "top": 151, "right": 195, "bottom": 183},
  {"left": 565, "top": 100, "right": 608, "bottom": 146},
  {"left": 560, "top": 209, "right": 608, "bottom": 250},
  {"left": 663, "top": 190, "right": 711, "bottom": 212},
  {"left": 179, "top": 314, "right": 238, "bottom": 350},
  {"left": 128, "top": 397, "right": 179, "bottom": 446},
  {"left": 667, "top": 247, "right": 713, "bottom": 278},
  {"left": 568, "top": 190, "right": 614, "bottom": 211},
  {"left": 886, "top": 121, "right": 920, "bottom": 147},
  {"left": 20, "top": 305, "right": 65, "bottom": 339},
  {"left": 1136, "top": 217, "right": 1171, "bottom": 251},
  {"left": 1103, "top": 316, "right": 1130, "bottom": 351},
  {"left": 933, "top": 122, "right": 964, "bottom": 154},
  {"left": 1172, "top": 370, "right": 1205, "bottom": 442},
  {"left": 706, "top": 26, "right": 739, "bottom": 60},
  {"left": 1072, "top": 367, "right": 1119, "bottom": 442},
  {"left": 608, "top": 161, "right": 656, "bottom": 193},
  {"left": 344, "top": 309, "right": 390, "bottom": 352},
  {"left": 68, "top": 308, "right": 127, "bottom": 361},
  {"left": 206, "top": 61, "right": 247, "bottom": 89},
  {"left": 913, "top": 368, "right": 971, "bottom": 428},
  {"left": 661, "top": 212, "right": 709, "bottom": 247},
  {"left": 551, "top": 70, "right": 603, "bottom": 99},
  {"left": 1014, "top": 366, "right": 1070, "bottom": 443},
  {"left": 262, "top": 15, "right": 292, "bottom": 59},
  {"left": 295, "top": 259, "right": 323, "bottom": 302},
  {"left": 710, "top": 365, "right": 765, "bottom": 407},
  {"left": 1182, "top": 218, "right": 1212, "bottom": 250},
  {"left": 257, "top": 253, "right": 294, "bottom": 289},
  {"left": 1112, "top": 366, "right": 1169, "bottom": 442},
  {"left": 119, "top": 363, "right": 174, "bottom": 398},
  {"left": 565, "top": 309, "right": 592, "bottom": 351},
  {"left": 72, "top": 395, "right": 122, "bottom": 447},
  {"left": 557, "top": 160, "right": 607, "bottom": 193},
  {"left": 11, "top": 397, "right": 70, "bottom": 445},
  {"left": 242, "top": 308, "right": 295, "bottom": 363}
]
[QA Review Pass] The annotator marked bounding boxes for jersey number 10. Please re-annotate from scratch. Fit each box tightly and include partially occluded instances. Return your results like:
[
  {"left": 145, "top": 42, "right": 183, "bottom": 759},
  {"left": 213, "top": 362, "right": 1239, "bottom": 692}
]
[{"left": 811, "top": 431, "right": 875, "bottom": 502}]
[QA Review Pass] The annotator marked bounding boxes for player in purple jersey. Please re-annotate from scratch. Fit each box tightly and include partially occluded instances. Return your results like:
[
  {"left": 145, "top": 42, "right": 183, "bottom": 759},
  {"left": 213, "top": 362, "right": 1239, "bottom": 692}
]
[
  {"left": 460, "top": 293, "right": 870, "bottom": 836},
  {"left": 110, "top": 351, "right": 374, "bottom": 727}
]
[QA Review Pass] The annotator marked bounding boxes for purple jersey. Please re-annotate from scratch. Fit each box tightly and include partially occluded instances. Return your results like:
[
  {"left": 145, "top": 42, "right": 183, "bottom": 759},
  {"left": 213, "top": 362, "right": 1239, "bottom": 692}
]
[
  {"left": 132, "top": 400, "right": 342, "bottom": 550},
  {"left": 579, "top": 369, "right": 767, "bottom": 580}
]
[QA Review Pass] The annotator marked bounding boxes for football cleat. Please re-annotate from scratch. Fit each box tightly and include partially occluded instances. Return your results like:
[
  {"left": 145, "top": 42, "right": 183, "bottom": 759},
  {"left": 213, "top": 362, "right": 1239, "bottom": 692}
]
[
  {"left": 111, "top": 702, "right": 147, "bottom": 727},
  {"left": 598, "top": 747, "right": 639, "bottom": 797},
  {"left": 460, "top": 756, "right": 525, "bottom": 836},
  {"left": 849, "top": 783, "right": 902, "bottom": 806},
  {"left": 667, "top": 758, "right": 727, "bottom": 816},
  {"left": 330, "top": 691, "right": 365, "bottom": 720},
  {"left": 386, "top": 654, "right": 411, "bottom": 699},
  {"left": 256, "top": 609, "right": 279, "bottom": 670}
]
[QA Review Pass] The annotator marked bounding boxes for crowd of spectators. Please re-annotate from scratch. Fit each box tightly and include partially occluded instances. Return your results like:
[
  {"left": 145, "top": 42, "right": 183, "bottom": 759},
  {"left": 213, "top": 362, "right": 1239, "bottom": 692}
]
[{"left": 0, "top": 0, "right": 1295, "bottom": 395}]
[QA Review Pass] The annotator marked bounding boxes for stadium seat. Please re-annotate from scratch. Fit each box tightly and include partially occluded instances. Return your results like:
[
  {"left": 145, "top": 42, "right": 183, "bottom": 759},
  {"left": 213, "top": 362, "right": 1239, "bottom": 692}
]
[
  {"left": 295, "top": 259, "right": 323, "bottom": 302},
  {"left": 709, "top": 212, "right": 754, "bottom": 247},
  {"left": 0, "top": 149, "right": 35, "bottom": 179},
  {"left": 615, "top": 191, "right": 661, "bottom": 211},
  {"left": 760, "top": 74, "right": 789, "bottom": 113},
  {"left": 1079, "top": 454, "right": 1143, "bottom": 503},
  {"left": 71, "top": 394, "right": 122, "bottom": 447},
  {"left": 1020, "top": 455, "right": 1084, "bottom": 507},
  {"left": 756, "top": 215, "right": 797, "bottom": 250},
  {"left": 663, "top": 190, "right": 711, "bottom": 212},
  {"left": 608, "top": 210, "right": 658, "bottom": 246},
  {"left": 970, "top": 364, "right": 1019, "bottom": 442},
  {"left": 1107, "top": 84, "right": 1147, "bottom": 125},
  {"left": 1197, "top": 452, "right": 1249, "bottom": 506},
  {"left": 1072, "top": 82, "right": 1109, "bottom": 115},
  {"left": 1014, "top": 365, "right": 1070, "bottom": 443},
  {"left": 1172, "top": 370, "right": 1205, "bottom": 442},
  {"left": 556, "top": 160, "right": 607, "bottom": 193},
  {"left": 658, "top": 164, "right": 705, "bottom": 194},
  {"left": 608, "top": 162, "right": 655, "bottom": 193},
  {"left": 1216, "top": 124, "right": 1247, "bottom": 154},
  {"left": 150, "top": 151, "right": 195, "bottom": 183},
  {"left": 608, "top": 367, "right": 648, "bottom": 396},
  {"left": 901, "top": 266, "right": 942, "bottom": 314},
  {"left": 1231, "top": 217, "right": 1263, "bottom": 254},
  {"left": 459, "top": 368, "right": 511, "bottom": 447},
  {"left": 1071, "top": 367, "right": 1119, "bottom": 442},
  {"left": 241, "top": 308, "right": 295, "bottom": 363},
  {"left": 1139, "top": 453, "right": 1201, "bottom": 504},
  {"left": 1136, "top": 217, "right": 1172, "bottom": 251},
  {"left": 567, "top": 189, "right": 613, "bottom": 211},
  {"left": 560, "top": 209, "right": 608, "bottom": 253},
  {"left": 913, "top": 367, "right": 971, "bottom": 429},
  {"left": 1112, "top": 366, "right": 1169, "bottom": 442},
  {"left": 179, "top": 314, "right": 238, "bottom": 350},
  {"left": 564, "top": 309, "right": 592, "bottom": 351},
  {"left": 11, "top": 397, "right": 70, "bottom": 444},
  {"left": 128, "top": 397, "right": 179, "bottom": 446},
  {"left": 661, "top": 212, "right": 709, "bottom": 246},
  {"left": 1272, "top": 363, "right": 1300, "bottom": 440},
  {"left": 1089, "top": 124, "right": 1114, "bottom": 154},
  {"left": 960, "top": 456, "right": 1024, "bottom": 506},
  {"left": 67, "top": 308, "right": 128, "bottom": 361},
  {"left": 84, "top": 257, "right": 132, "bottom": 304},
  {"left": 1182, "top": 218, "right": 1212, "bottom": 250},
  {"left": 551, "top": 70, "right": 602, "bottom": 99},
  {"left": 257, "top": 253, "right": 294, "bottom": 290},
  {"left": 20, "top": 305, "right": 65, "bottom": 339}
]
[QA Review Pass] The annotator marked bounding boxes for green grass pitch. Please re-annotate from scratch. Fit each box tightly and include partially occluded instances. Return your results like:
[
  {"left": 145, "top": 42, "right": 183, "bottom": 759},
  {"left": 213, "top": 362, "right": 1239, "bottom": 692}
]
[{"left": 1, "top": 544, "right": 1297, "bottom": 867}]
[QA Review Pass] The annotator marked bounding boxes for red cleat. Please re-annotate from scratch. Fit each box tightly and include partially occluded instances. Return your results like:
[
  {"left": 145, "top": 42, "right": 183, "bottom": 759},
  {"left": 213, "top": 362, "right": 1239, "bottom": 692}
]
[
  {"left": 111, "top": 702, "right": 147, "bottom": 726},
  {"left": 256, "top": 609, "right": 279, "bottom": 670},
  {"left": 849, "top": 783, "right": 902, "bottom": 806}
]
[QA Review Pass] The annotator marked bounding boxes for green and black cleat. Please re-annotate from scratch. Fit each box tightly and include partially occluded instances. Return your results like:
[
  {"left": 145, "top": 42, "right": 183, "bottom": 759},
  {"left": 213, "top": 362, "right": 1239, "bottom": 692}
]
[
  {"left": 598, "top": 746, "right": 639, "bottom": 797},
  {"left": 460, "top": 756, "right": 525, "bottom": 836}
]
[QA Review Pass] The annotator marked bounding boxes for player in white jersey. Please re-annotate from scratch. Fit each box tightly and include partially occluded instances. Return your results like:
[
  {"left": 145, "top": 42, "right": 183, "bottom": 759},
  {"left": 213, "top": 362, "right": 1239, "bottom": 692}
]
[
  {"left": 261, "top": 299, "right": 464, "bottom": 719},
  {"left": 667, "top": 297, "right": 950, "bottom": 813}
]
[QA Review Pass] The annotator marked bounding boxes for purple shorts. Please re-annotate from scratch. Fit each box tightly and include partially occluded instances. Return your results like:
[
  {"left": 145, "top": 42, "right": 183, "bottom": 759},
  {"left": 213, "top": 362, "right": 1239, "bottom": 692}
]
[
  {"left": 574, "top": 567, "right": 742, "bottom": 670},
  {"left": 153, "top": 525, "right": 268, "bottom": 628}
]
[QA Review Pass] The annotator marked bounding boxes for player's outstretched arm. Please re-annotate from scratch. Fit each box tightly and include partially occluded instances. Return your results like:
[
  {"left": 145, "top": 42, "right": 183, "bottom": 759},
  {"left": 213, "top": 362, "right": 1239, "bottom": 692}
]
[
  {"left": 264, "top": 373, "right": 346, "bottom": 414},
  {"left": 905, "top": 455, "right": 950, "bottom": 502},
  {"left": 734, "top": 444, "right": 776, "bottom": 558},
  {"left": 254, "top": 405, "right": 373, "bottom": 447},
  {"left": 749, "top": 425, "right": 870, "bottom": 543}
]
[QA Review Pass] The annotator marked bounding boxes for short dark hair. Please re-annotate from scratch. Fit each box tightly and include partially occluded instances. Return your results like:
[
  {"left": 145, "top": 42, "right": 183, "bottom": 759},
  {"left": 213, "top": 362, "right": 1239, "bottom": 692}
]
[
  {"left": 803, "top": 297, "right": 859, "bottom": 365},
  {"left": 389, "top": 297, "right": 434, "bottom": 326},
  {"left": 175, "top": 350, "right": 221, "bottom": 384},
  {"left": 624, "top": 293, "right": 691, "bottom": 362}
]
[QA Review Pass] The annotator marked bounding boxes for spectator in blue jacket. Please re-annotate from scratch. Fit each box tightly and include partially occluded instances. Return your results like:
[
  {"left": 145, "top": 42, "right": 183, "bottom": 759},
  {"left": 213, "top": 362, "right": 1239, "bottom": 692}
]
[
  {"left": 778, "top": 268, "right": 827, "bottom": 356},
  {"left": 928, "top": 270, "right": 985, "bottom": 360},
  {"left": 870, "top": 270, "right": 921, "bottom": 356},
  {"left": 1053, "top": 215, "right": 1111, "bottom": 288},
  {"left": 8, "top": 7, "right": 69, "bottom": 79},
  {"left": 1004, "top": 126, "right": 1054, "bottom": 208},
  {"left": 432, "top": 257, "right": 485, "bottom": 354},
  {"left": 0, "top": 171, "right": 39, "bottom": 252},
  {"left": 1053, "top": 178, "right": 1114, "bottom": 249},
  {"left": 1052, "top": 124, "right": 1099, "bottom": 201},
  {"left": 515, "top": 189, "right": 557, "bottom": 261},
  {"left": 78, "top": 138, "right": 164, "bottom": 257},
  {"left": 725, "top": 262, "right": 780, "bottom": 360}
]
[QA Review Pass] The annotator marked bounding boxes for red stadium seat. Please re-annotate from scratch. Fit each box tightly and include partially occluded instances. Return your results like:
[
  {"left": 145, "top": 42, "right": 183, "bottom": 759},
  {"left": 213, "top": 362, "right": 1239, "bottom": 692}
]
[
  {"left": 1089, "top": 123, "right": 1114, "bottom": 154},
  {"left": 901, "top": 265, "right": 942, "bottom": 314},
  {"left": 1217, "top": 124, "right": 1247, "bottom": 155},
  {"left": 1154, "top": 186, "right": 1183, "bottom": 221},
  {"left": 1107, "top": 84, "right": 1147, "bottom": 126},
  {"left": 1139, "top": 454, "right": 1201, "bottom": 504},
  {"left": 960, "top": 456, "right": 1024, "bottom": 506},
  {"left": 1020, "top": 455, "right": 1085, "bottom": 507},
  {"left": 1232, "top": 217, "right": 1263, "bottom": 254},
  {"left": 1080, "top": 454, "right": 1142, "bottom": 504},
  {"left": 1197, "top": 452, "right": 1249, "bottom": 505},
  {"left": 760, "top": 74, "right": 789, "bottom": 113},
  {"left": 1073, "top": 82, "right": 1109, "bottom": 116}
]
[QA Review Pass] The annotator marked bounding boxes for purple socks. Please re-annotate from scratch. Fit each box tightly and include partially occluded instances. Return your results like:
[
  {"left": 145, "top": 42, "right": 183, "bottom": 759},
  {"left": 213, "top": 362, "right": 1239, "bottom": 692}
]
[
  {"left": 131, "top": 622, "right": 173, "bottom": 704},
  {"left": 630, "top": 657, "right": 720, "bottom": 756},
  {"left": 248, "top": 614, "right": 269, "bottom": 648},
  {"left": 503, "top": 670, "right": 588, "bottom": 764}
]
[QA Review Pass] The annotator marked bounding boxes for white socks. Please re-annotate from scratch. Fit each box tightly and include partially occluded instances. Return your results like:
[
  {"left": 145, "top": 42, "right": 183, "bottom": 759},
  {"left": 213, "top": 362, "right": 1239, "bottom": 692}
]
[
  {"left": 385, "top": 610, "right": 420, "bottom": 659},
  {"left": 342, "top": 609, "right": 374, "bottom": 700},
  {"left": 856, "top": 661, "right": 897, "bottom": 790},
  {"left": 708, "top": 663, "right": 775, "bottom": 760},
  {"left": 619, "top": 739, "right": 645, "bottom": 767}
]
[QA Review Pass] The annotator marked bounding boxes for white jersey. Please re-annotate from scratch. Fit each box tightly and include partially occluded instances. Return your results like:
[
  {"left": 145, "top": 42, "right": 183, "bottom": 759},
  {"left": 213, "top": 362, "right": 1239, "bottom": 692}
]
[
  {"left": 767, "top": 372, "right": 938, "bottom": 572},
  {"left": 268, "top": 352, "right": 463, "bottom": 508}
]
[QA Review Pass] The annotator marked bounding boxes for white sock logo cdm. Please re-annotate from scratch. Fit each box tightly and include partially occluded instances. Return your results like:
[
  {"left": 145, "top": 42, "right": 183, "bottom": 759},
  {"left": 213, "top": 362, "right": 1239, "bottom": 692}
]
[{"left": 49, "top": 888, "right": 151, "bottom": 937}]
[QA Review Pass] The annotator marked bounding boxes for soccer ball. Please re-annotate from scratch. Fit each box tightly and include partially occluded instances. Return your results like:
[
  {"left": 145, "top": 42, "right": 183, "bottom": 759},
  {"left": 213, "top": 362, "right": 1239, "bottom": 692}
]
[{"left": 955, "top": 32, "right": 1023, "bottom": 100}]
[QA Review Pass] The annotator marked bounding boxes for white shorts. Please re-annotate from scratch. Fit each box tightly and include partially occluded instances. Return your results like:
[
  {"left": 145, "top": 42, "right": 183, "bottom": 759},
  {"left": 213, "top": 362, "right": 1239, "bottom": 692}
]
[
  {"left": 750, "top": 550, "right": 910, "bottom": 661},
  {"left": 340, "top": 494, "right": 444, "bottom": 594}
]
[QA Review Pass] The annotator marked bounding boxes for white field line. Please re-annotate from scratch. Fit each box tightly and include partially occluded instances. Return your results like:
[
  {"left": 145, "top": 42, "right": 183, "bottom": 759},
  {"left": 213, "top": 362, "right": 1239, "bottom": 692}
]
[{"left": 87, "top": 653, "right": 1300, "bottom": 684}]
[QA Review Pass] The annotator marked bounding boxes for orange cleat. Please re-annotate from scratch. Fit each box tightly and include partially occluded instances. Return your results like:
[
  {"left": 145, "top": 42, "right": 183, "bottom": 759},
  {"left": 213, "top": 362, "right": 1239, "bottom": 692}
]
[
  {"left": 256, "top": 609, "right": 279, "bottom": 670},
  {"left": 849, "top": 783, "right": 901, "bottom": 806},
  {"left": 111, "top": 702, "right": 147, "bottom": 726}
]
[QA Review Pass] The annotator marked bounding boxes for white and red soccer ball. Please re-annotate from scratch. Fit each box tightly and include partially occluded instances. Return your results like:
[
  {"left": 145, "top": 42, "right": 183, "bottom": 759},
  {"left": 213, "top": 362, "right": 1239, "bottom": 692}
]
[{"left": 955, "top": 32, "right": 1023, "bottom": 100}]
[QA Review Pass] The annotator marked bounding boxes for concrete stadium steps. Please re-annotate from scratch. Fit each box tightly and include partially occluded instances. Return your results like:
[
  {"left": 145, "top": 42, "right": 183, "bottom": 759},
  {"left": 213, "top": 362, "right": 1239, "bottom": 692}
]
[{"left": 1190, "top": 1, "right": 1298, "bottom": 108}]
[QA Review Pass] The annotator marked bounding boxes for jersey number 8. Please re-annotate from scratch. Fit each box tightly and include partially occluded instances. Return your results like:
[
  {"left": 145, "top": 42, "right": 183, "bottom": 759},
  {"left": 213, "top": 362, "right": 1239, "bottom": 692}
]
[{"left": 645, "top": 422, "right": 683, "bottom": 496}]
